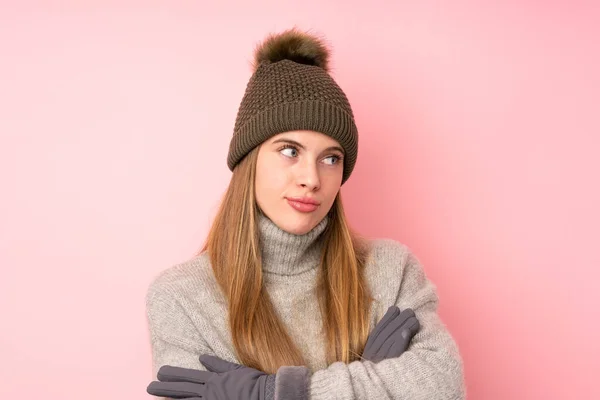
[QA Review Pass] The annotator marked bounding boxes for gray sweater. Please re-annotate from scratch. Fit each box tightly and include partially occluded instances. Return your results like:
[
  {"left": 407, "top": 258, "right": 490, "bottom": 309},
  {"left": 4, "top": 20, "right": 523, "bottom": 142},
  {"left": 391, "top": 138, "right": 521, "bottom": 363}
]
[{"left": 146, "top": 213, "right": 466, "bottom": 399}]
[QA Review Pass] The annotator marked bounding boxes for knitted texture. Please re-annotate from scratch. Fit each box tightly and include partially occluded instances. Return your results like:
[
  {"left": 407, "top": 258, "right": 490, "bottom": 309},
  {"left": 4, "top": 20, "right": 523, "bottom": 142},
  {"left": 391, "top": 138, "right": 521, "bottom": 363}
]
[
  {"left": 265, "top": 374, "right": 276, "bottom": 400},
  {"left": 227, "top": 59, "right": 359, "bottom": 184},
  {"left": 146, "top": 212, "right": 466, "bottom": 398}
]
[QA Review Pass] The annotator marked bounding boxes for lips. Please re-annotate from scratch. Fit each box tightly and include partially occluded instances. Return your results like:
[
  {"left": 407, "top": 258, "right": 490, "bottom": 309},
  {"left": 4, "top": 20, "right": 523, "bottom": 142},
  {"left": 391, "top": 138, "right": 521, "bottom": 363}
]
[
  {"left": 286, "top": 197, "right": 320, "bottom": 213},
  {"left": 286, "top": 197, "right": 320, "bottom": 205}
]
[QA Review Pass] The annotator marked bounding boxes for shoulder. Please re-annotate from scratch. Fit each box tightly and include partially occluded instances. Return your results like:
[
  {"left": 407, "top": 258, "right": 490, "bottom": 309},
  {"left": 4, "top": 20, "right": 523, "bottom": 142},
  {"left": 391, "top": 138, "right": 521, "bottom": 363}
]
[
  {"left": 366, "top": 238, "right": 411, "bottom": 264},
  {"left": 364, "top": 238, "right": 436, "bottom": 307},
  {"left": 145, "top": 253, "right": 220, "bottom": 359},
  {"left": 365, "top": 238, "right": 420, "bottom": 279},
  {"left": 146, "top": 252, "right": 220, "bottom": 309},
  {"left": 363, "top": 239, "right": 409, "bottom": 296}
]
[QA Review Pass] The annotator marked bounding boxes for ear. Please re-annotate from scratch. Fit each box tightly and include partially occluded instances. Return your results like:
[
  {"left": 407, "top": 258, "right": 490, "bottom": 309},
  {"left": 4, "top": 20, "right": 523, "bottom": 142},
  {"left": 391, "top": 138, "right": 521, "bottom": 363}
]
[{"left": 199, "top": 354, "right": 243, "bottom": 373}]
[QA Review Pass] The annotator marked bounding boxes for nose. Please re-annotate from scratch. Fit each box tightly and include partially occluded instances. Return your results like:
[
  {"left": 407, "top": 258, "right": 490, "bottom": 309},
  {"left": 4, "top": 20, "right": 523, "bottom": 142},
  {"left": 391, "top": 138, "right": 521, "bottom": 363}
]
[{"left": 295, "top": 159, "right": 320, "bottom": 191}]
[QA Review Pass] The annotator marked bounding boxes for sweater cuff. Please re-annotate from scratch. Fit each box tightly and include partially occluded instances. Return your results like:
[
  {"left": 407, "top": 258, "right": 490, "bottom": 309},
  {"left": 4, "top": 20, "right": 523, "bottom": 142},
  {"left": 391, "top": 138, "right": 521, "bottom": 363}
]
[{"left": 274, "top": 365, "right": 310, "bottom": 400}]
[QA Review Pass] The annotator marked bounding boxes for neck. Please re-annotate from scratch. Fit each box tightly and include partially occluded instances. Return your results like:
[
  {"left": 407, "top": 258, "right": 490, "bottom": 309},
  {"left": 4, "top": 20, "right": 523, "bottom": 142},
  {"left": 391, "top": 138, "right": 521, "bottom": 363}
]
[{"left": 258, "top": 212, "right": 328, "bottom": 276}]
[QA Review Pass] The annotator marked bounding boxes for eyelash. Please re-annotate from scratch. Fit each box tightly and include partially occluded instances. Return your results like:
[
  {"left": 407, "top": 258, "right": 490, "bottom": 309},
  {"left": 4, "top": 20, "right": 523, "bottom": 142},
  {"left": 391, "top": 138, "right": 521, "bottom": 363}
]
[{"left": 277, "top": 144, "right": 343, "bottom": 165}]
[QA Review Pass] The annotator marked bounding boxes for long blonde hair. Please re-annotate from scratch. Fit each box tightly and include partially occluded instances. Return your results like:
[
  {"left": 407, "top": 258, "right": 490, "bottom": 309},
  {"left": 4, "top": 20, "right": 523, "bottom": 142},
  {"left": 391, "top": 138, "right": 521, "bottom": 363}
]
[{"left": 200, "top": 146, "right": 374, "bottom": 373}]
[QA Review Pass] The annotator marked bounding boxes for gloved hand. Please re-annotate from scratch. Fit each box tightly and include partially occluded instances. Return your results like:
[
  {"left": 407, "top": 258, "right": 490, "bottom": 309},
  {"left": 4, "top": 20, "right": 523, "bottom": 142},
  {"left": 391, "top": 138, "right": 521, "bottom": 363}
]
[
  {"left": 147, "top": 354, "right": 309, "bottom": 400},
  {"left": 362, "top": 305, "right": 420, "bottom": 363}
]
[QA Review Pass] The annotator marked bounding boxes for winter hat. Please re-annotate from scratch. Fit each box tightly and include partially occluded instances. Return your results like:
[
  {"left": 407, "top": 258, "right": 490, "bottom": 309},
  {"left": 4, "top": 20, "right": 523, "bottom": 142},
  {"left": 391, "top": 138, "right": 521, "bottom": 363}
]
[{"left": 227, "top": 27, "right": 359, "bottom": 184}]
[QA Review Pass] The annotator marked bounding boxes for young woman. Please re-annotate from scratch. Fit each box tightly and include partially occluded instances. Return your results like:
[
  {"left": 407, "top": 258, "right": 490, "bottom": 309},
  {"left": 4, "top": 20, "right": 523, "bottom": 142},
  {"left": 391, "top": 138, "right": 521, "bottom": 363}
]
[{"left": 145, "top": 27, "right": 465, "bottom": 399}]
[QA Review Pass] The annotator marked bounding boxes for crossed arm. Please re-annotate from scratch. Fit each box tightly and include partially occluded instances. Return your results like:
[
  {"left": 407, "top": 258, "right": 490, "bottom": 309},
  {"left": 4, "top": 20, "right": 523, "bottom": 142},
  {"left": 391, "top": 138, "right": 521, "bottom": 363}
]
[
  {"left": 304, "top": 249, "right": 465, "bottom": 399},
  {"left": 146, "top": 248, "right": 465, "bottom": 399}
]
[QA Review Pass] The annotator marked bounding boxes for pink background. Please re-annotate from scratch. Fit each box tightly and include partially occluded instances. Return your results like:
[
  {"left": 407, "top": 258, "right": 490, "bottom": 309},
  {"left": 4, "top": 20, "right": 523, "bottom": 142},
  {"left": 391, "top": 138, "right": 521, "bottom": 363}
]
[{"left": 1, "top": 1, "right": 599, "bottom": 399}]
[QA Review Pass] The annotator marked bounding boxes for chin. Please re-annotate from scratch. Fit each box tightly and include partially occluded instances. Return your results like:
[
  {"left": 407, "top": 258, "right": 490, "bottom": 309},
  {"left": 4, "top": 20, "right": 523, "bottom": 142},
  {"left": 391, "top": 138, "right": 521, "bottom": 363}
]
[
  {"left": 279, "top": 214, "right": 319, "bottom": 235},
  {"left": 286, "top": 225, "right": 312, "bottom": 235}
]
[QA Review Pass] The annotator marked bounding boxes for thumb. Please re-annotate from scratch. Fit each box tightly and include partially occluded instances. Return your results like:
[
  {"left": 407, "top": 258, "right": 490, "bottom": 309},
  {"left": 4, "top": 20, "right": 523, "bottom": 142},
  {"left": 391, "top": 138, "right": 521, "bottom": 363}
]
[{"left": 199, "top": 354, "right": 242, "bottom": 373}]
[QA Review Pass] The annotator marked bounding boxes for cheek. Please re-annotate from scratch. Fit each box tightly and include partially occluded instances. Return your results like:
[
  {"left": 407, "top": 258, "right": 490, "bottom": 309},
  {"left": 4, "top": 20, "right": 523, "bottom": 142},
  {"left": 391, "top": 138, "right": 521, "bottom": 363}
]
[
  {"left": 255, "top": 158, "right": 289, "bottom": 201},
  {"left": 321, "top": 171, "right": 342, "bottom": 203}
]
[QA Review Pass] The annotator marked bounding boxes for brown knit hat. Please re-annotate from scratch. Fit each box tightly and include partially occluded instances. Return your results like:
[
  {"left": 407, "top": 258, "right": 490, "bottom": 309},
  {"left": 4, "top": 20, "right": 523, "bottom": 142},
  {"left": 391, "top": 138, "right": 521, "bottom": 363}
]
[{"left": 227, "top": 27, "right": 358, "bottom": 184}]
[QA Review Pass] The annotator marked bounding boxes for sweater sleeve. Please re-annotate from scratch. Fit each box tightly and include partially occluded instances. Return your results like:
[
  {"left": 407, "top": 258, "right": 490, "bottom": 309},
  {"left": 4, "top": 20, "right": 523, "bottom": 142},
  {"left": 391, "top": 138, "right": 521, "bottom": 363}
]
[
  {"left": 146, "top": 276, "right": 300, "bottom": 400},
  {"left": 307, "top": 244, "right": 466, "bottom": 400},
  {"left": 145, "top": 283, "right": 211, "bottom": 378}
]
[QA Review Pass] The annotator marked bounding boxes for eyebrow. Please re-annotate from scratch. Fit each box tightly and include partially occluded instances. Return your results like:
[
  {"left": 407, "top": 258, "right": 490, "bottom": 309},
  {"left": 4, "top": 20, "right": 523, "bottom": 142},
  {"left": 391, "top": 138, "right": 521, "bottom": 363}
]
[{"left": 271, "top": 138, "right": 345, "bottom": 155}]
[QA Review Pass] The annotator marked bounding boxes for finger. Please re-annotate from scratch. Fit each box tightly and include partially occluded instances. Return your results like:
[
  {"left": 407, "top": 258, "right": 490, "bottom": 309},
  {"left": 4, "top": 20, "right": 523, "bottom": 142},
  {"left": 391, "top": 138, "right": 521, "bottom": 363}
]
[
  {"left": 157, "top": 365, "right": 212, "bottom": 383},
  {"left": 371, "top": 308, "right": 415, "bottom": 352},
  {"left": 365, "top": 306, "right": 399, "bottom": 348},
  {"left": 388, "top": 317, "right": 421, "bottom": 357},
  {"left": 146, "top": 380, "right": 205, "bottom": 398},
  {"left": 374, "top": 316, "right": 416, "bottom": 361},
  {"left": 406, "top": 317, "right": 421, "bottom": 337},
  {"left": 373, "top": 339, "right": 395, "bottom": 363},
  {"left": 370, "top": 315, "right": 420, "bottom": 361},
  {"left": 388, "top": 322, "right": 418, "bottom": 358},
  {"left": 391, "top": 330, "right": 412, "bottom": 356},
  {"left": 199, "top": 354, "right": 243, "bottom": 373},
  {"left": 363, "top": 307, "right": 399, "bottom": 360},
  {"left": 362, "top": 346, "right": 375, "bottom": 360},
  {"left": 399, "top": 316, "right": 419, "bottom": 340},
  {"left": 380, "top": 306, "right": 400, "bottom": 327},
  {"left": 364, "top": 306, "right": 401, "bottom": 354}
]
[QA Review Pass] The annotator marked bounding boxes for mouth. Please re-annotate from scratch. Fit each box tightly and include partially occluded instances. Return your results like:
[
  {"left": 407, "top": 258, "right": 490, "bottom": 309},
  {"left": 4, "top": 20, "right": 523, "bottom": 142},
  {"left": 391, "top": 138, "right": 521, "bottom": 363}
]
[
  {"left": 285, "top": 197, "right": 320, "bottom": 213},
  {"left": 286, "top": 197, "right": 321, "bottom": 205}
]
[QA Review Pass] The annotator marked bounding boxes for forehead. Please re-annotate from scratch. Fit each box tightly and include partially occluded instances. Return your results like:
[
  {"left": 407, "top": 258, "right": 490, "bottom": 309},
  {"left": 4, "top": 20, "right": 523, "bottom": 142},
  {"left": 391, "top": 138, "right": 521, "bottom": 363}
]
[{"left": 267, "top": 130, "right": 341, "bottom": 147}]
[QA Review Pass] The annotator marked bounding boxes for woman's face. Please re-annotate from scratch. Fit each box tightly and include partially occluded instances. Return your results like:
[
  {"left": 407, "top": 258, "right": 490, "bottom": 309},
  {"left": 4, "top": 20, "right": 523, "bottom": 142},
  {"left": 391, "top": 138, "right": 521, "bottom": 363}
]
[{"left": 255, "top": 130, "right": 345, "bottom": 235}]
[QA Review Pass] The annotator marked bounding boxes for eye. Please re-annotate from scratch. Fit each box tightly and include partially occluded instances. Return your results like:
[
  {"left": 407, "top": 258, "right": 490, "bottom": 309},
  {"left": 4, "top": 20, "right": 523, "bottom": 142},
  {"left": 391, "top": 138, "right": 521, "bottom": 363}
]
[
  {"left": 323, "top": 155, "right": 343, "bottom": 165},
  {"left": 279, "top": 145, "right": 298, "bottom": 158}
]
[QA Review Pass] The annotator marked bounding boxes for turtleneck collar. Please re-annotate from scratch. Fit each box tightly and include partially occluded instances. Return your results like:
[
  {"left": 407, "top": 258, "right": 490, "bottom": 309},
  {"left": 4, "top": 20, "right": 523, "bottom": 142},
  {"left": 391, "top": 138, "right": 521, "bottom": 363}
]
[{"left": 258, "top": 211, "right": 328, "bottom": 276}]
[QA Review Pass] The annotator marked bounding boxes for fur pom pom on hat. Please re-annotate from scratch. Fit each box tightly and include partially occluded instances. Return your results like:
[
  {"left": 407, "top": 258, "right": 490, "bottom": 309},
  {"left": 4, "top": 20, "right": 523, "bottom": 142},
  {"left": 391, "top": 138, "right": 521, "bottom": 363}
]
[
  {"left": 227, "top": 27, "right": 358, "bottom": 185},
  {"left": 251, "top": 28, "right": 331, "bottom": 72}
]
